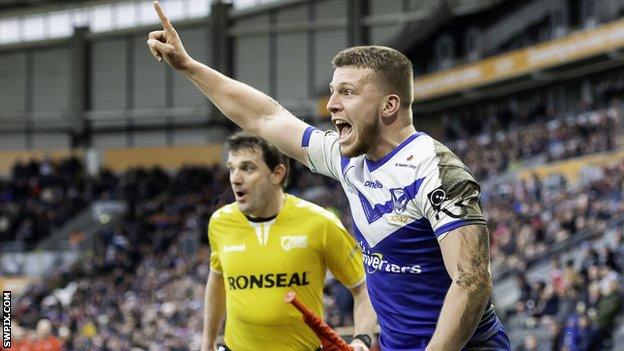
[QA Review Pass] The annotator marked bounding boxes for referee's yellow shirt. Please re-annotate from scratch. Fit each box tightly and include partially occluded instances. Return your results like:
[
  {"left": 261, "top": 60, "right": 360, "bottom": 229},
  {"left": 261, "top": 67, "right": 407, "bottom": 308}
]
[{"left": 209, "top": 194, "right": 365, "bottom": 351}]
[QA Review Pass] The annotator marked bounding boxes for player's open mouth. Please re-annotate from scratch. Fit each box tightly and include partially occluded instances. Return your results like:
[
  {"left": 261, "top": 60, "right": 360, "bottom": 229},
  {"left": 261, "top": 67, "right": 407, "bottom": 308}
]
[
  {"left": 333, "top": 119, "right": 353, "bottom": 143},
  {"left": 235, "top": 190, "right": 247, "bottom": 201}
]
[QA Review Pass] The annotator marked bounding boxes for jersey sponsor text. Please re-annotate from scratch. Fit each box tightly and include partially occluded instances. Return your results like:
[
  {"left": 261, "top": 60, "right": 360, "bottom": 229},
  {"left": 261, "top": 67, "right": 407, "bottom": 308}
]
[
  {"left": 226, "top": 271, "right": 311, "bottom": 290},
  {"left": 360, "top": 243, "right": 422, "bottom": 275}
]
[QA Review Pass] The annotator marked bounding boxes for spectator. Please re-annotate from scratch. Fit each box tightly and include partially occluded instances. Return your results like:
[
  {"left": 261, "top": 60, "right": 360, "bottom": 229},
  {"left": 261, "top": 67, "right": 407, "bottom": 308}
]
[
  {"left": 515, "top": 333, "right": 538, "bottom": 351},
  {"left": 1, "top": 325, "right": 34, "bottom": 351},
  {"left": 590, "top": 279, "right": 623, "bottom": 349},
  {"left": 32, "top": 319, "right": 62, "bottom": 351}
]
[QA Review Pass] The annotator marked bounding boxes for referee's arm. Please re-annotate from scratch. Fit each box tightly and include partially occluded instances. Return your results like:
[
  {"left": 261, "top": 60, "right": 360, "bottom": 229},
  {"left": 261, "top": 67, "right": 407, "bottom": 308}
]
[
  {"left": 350, "top": 282, "right": 377, "bottom": 350},
  {"left": 202, "top": 271, "right": 226, "bottom": 351}
]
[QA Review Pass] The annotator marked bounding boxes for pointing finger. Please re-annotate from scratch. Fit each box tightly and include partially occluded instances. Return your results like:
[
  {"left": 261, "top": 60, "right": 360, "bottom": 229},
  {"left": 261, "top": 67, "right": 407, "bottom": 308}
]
[{"left": 153, "top": 1, "right": 173, "bottom": 30}]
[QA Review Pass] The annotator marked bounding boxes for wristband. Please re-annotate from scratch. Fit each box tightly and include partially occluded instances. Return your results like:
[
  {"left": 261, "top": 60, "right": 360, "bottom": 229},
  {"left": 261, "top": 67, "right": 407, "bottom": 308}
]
[{"left": 352, "top": 334, "right": 372, "bottom": 348}]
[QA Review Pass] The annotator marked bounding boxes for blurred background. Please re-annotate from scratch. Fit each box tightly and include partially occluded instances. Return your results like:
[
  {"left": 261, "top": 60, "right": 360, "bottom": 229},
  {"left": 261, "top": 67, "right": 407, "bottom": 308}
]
[{"left": 1, "top": 0, "right": 624, "bottom": 350}]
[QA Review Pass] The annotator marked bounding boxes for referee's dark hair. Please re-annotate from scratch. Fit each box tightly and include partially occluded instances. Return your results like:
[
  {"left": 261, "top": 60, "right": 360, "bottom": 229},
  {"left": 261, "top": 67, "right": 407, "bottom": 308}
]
[{"left": 227, "top": 131, "right": 290, "bottom": 188}]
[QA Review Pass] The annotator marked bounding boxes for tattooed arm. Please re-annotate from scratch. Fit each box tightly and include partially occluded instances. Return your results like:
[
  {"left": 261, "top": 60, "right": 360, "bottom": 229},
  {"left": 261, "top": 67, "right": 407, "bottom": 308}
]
[{"left": 425, "top": 224, "right": 492, "bottom": 351}]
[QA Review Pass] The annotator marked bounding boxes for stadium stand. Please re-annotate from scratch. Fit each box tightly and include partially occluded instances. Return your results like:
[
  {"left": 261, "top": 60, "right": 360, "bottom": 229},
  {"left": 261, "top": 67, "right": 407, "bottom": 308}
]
[
  {"left": 3, "top": 0, "right": 624, "bottom": 350},
  {"left": 0, "top": 156, "right": 87, "bottom": 250},
  {"left": 5, "top": 112, "right": 623, "bottom": 349},
  {"left": 504, "top": 228, "right": 624, "bottom": 350},
  {"left": 6, "top": 164, "right": 226, "bottom": 350},
  {"left": 2, "top": 92, "right": 623, "bottom": 350}
]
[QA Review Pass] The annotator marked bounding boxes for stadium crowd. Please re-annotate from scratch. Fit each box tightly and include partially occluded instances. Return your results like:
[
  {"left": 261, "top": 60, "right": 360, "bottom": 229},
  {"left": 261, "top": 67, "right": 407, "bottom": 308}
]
[
  {"left": 5, "top": 156, "right": 623, "bottom": 350},
  {"left": 7, "top": 165, "right": 226, "bottom": 350},
  {"left": 488, "top": 159, "right": 624, "bottom": 275},
  {"left": 3, "top": 88, "right": 624, "bottom": 349},
  {"left": 444, "top": 105, "right": 623, "bottom": 181},
  {"left": 506, "top": 227, "right": 624, "bottom": 351},
  {"left": 0, "top": 156, "right": 88, "bottom": 249}
]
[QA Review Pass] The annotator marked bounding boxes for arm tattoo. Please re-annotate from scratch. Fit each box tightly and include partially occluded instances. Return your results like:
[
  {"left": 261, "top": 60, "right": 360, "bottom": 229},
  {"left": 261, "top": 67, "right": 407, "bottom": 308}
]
[
  {"left": 455, "top": 225, "right": 490, "bottom": 291},
  {"left": 455, "top": 225, "right": 492, "bottom": 338}
]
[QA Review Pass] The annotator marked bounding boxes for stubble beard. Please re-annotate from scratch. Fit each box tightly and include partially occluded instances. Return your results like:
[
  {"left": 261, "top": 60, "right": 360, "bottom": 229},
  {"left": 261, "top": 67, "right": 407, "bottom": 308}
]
[{"left": 340, "top": 118, "right": 379, "bottom": 158}]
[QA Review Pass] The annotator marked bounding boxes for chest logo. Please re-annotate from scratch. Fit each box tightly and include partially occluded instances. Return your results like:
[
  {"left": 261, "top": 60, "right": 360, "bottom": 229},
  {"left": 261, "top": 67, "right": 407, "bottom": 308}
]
[
  {"left": 364, "top": 180, "right": 383, "bottom": 189},
  {"left": 281, "top": 235, "right": 308, "bottom": 251},
  {"left": 355, "top": 177, "right": 425, "bottom": 224},
  {"left": 389, "top": 188, "right": 409, "bottom": 213}
]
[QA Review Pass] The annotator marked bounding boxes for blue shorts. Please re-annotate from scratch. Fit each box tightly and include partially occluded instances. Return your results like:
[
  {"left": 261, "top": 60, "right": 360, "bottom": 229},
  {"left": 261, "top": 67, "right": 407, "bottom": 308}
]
[
  {"left": 379, "top": 327, "right": 511, "bottom": 351},
  {"left": 464, "top": 327, "right": 511, "bottom": 351}
]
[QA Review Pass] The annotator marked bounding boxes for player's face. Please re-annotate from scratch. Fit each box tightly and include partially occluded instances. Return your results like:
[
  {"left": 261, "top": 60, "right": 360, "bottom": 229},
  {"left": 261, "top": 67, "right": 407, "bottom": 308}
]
[
  {"left": 227, "top": 148, "right": 278, "bottom": 216},
  {"left": 327, "top": 66, "right": 383, "bottom": 157}
]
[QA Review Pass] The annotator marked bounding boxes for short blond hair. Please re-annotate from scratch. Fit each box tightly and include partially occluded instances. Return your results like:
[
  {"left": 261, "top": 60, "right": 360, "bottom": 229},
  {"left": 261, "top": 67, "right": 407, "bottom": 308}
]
[{"left": 332, "top": 46, "right": 413, "bottom": 108}]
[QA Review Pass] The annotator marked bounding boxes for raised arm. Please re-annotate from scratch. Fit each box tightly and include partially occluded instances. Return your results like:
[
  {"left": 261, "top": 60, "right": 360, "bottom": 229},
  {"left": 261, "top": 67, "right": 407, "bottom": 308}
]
[
  {"left": 426, "top": 224, "right": 492, "bottom": 351},
  {"left": 147, "top": 1, "right": 309, "bottom": 164}
]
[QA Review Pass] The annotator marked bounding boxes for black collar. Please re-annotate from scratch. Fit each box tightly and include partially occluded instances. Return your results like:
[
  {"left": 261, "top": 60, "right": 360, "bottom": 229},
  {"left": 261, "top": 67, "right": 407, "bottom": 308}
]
[{"left": 244, "top": 214, "right": 278, "bottom": 223}]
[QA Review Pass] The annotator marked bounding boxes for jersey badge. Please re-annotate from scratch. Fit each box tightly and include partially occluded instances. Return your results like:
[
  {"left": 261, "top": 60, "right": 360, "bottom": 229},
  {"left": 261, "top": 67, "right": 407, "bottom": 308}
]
[
  {"left": 281, "top": 235, "right": 308, "bottom": 251},
  {"left": 389, "top": 188, "right": 409, "bottom": 213}
]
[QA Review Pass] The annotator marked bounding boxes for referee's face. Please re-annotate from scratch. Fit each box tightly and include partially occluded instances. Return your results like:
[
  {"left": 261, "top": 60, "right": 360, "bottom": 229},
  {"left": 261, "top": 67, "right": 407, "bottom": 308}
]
[{"left": 227, "top": 148, "right": 280, "bottom": 217}]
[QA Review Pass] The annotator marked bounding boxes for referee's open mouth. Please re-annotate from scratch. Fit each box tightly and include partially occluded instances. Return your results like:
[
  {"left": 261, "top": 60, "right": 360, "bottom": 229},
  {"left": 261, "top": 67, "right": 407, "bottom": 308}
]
[{"left": 234, "top": 190, "right": 247, "bottom": 202}]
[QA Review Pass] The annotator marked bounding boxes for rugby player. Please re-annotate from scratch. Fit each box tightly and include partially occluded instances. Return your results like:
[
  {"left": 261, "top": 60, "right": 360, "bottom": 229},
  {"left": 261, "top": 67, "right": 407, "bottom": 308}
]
[{"left": 149, "top": 2, "right": 510, "bottom": 349}]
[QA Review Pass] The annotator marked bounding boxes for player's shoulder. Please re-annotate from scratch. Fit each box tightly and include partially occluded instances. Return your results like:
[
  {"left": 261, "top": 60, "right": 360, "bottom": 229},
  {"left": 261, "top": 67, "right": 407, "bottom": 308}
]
[
  {"left": 410, "top": 133, "right": 472, "bottom": 174},
  {"left": 286, "top": 195, "right": 345, "bottom": 228},
  {"left": 409, "top": 132, "right": 438, "bottom": 161},
  {"left": 411, "top": 134, "right": 481, "bottom": 197},
  {"left": 209, "top": 202, "right": 242, "bottom": 224}
]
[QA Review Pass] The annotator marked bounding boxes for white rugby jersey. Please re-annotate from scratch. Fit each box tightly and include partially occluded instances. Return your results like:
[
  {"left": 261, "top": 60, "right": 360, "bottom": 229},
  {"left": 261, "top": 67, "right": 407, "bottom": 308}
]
[{"left": 301, "top": 126, "right": 506, "bottom": 350}]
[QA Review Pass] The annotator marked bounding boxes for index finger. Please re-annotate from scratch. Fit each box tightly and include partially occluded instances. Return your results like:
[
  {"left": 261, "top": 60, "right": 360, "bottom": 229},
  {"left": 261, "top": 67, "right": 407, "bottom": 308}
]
[{"left": 153, "top": 1, "right": 173, "bottom": 29}]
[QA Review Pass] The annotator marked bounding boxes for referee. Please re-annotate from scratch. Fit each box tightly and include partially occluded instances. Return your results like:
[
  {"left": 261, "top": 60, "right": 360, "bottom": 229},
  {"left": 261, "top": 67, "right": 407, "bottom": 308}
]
[{"left": 201, "top": 132, "right": 376, "bottom": 351}]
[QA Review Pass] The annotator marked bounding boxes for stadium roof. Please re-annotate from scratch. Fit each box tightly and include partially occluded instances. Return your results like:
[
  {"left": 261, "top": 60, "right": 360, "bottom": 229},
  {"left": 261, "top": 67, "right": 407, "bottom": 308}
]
[
  {"left": 0, "top": 0, "right": 110, "bottom": 14},
  {"left": 0, "top": 0, "right": 279, "bottom": 17},
  {"left": 412, "top": 18, "right": 624, "bottom": 114}
]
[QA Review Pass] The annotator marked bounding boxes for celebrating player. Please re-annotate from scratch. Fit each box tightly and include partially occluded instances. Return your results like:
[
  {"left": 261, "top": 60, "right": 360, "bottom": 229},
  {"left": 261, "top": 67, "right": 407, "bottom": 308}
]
[
  {"left": 148, "top": 1, "right": 510, "bottom": 350},
  {"left": 201, "top": 132, "right": 376, "bottom": 351}
]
